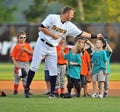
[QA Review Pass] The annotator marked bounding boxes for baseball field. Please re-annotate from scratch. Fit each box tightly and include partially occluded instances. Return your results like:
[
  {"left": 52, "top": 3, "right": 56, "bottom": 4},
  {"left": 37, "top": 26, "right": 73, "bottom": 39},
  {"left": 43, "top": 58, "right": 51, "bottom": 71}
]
[{"left": 0, "top": 63, "right": 120, "bottom": 112}]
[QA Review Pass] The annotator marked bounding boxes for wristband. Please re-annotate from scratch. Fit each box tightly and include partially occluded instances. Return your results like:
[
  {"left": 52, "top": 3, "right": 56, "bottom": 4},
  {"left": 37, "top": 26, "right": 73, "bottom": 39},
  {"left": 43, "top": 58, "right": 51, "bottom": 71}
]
[{"left": 91, "top": 34, "right": 97, "bottom": 38}]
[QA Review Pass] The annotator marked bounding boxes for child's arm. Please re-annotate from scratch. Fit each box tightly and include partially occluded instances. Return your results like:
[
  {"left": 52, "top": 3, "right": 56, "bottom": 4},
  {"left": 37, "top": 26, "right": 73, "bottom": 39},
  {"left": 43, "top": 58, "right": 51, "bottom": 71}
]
[
  {"left": 104, "top": 61, "right": 108, "bottom": 75},
  {"left": 11, "top": 57, "right": 20, "bottom": 69},
  {"left": 86, "top": 39, "right": 94, "bottom": 50},
  {"left": 106, "top": 43, "right": 112, "bottom": 53}
]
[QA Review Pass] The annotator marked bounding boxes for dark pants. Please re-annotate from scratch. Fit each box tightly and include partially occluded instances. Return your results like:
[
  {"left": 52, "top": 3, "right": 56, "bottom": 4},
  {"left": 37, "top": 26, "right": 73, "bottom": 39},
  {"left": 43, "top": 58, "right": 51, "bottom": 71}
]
[{"left": 67, "top": 77, "right": 81, "bottom": 95}]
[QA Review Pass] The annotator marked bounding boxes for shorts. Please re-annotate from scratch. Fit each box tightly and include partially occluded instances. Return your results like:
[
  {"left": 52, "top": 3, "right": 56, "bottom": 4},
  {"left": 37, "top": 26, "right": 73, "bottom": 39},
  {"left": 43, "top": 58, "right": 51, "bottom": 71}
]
[
  {"left": 81, "top": 75, "right": 87, "bottom": 85},
  {"left": 44, "top": 70, "right": 50, "bottom": 81},
  {"left": 92, "top": 70, "right": 105, "bottom": 82}
]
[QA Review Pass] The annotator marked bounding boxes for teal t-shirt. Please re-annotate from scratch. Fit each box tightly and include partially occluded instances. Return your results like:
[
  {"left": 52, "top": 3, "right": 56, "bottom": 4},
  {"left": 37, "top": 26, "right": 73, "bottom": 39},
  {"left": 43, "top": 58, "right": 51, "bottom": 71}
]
[
  {"left": 105, "top": 49, "right": 112, "bottom": 74},
  {"left": 91, "top": 50, "right": 108, "bottom": 75},
  {"left": 64, "top": 51, "right": 81, "bottom": 79}
]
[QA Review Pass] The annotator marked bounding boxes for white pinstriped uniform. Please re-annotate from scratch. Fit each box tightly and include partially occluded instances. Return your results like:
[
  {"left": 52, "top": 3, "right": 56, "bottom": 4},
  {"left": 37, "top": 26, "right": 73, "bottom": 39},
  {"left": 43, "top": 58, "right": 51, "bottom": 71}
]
[{"left": 30, "top": 14, "right": 82, "bottom": 76}]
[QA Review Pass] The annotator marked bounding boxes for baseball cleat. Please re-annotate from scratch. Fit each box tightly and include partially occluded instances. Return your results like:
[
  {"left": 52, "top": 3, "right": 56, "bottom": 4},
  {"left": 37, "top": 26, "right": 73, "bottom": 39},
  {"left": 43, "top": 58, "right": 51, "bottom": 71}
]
[{"left": 24, "top": 88, "right": 30, "bottom": 98}]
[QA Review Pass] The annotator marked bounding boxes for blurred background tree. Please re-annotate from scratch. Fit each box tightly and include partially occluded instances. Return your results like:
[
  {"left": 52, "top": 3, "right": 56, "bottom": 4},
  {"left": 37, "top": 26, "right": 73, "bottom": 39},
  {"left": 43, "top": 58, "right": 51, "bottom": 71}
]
[
  {"left": 0, "top": 0, "right": 16, "bottom": 24},
  {"left": 0, "top": 0, "right": 120, "bottom": 24}
]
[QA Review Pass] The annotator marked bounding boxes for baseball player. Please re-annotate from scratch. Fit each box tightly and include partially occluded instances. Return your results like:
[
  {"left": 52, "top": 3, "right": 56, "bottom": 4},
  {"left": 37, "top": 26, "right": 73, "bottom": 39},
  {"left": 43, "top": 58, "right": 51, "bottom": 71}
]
[
  {"left": 24, "top": 6, "right": 103, "bottom": 98},
  {"left": 10, "top": 31, "right": 33, "bottom": 95}
]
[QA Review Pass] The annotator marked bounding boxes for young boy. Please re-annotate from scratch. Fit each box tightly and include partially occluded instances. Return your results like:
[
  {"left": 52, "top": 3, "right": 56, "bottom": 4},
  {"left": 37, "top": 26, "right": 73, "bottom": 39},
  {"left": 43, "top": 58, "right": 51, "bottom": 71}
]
[
  {"left": 91, "top": 38, "right": 108, "bottom": 98},
  {"left": 63, "top": 42, "right": 83, "bottom": 98},
  {"left": 98, "top": 39, "right": 112, "bottom": 97},
  {"left": 10, "top": 31, "right": 33, "bottom": 95},
  {"left": 55, "top": 39, "right": 69, "bottom": 97},
  {"left": 79, "top": 39, "right": 92, "bottom": 97}
]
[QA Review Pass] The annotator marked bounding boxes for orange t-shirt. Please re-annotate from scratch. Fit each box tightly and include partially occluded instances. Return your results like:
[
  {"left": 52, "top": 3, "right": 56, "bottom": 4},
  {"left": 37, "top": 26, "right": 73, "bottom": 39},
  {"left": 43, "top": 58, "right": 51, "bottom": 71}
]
[
  {"left": 10, "top": 43, "right": 33, "bottom": 62},
  {"left": 56, "top": 46, "right": 69, "bottom": 65},
  {"left": 81, "top": 50, "right": 91, "bottom": 76}
]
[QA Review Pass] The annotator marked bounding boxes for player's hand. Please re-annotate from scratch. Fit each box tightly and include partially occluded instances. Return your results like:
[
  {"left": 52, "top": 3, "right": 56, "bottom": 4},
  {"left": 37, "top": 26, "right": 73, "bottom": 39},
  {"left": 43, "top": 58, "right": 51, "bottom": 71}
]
[
  {"left": 53, "top": 34, "right": 60, "bottom": 39},
  {"left": 97, "top": 33, "right": 104, "bottom": 39}
]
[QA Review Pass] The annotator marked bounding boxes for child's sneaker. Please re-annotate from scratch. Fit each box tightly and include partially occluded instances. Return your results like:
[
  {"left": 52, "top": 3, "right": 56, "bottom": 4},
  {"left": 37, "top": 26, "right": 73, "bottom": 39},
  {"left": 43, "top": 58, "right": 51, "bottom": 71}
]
[
  {"left": 91, "top": 93, "right": 97, "bottom": 98},
  {"left": 13, "top": 90, "right": 18, "bottom": 95},
  {"left": 98, "top": 94, "right": 103, "bottom": 98},
  {"left": 49, "top": 93, "right": 56, "bottom": 98},
  {"left": 103, "top": 92, "right": 108, "bottom": 97}
]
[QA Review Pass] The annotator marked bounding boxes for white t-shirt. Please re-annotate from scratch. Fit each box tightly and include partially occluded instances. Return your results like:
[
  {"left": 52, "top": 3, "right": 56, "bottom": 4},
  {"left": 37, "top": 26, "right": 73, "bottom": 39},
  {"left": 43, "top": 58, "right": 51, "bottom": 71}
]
[{"left": 38, "top": 14, "right": 82, "bottom": 46}]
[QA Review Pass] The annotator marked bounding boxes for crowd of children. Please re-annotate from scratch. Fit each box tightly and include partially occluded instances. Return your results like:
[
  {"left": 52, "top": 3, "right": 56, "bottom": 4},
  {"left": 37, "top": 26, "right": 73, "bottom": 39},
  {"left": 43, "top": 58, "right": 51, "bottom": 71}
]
[
  {"left": 0, "top": 31, "right": 112, "bottom": 98},
  {"left": 54, "top": 36, "right": 112, "bottom": 98}
]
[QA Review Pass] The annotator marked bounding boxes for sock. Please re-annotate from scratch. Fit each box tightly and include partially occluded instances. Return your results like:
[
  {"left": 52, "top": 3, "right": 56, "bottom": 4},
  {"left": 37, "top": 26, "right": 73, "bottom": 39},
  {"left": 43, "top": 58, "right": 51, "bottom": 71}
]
[
  {"left": 23, "top": 85, "right": 26, "bottom": 89},
  {"left": 61, "top": 88, "right": 64, "bottom": 94},
  {"left": 55, "top": 88, "right": 59, "bottom": 94},
  {"left": 14, "top": 84, "right": 19, "bottom": 91},
  {"left": 50, "top": 76, "right": 57, "bottom": 93},
  {"left": 25, "top": 70, "right": 35, "bottom": 88}
]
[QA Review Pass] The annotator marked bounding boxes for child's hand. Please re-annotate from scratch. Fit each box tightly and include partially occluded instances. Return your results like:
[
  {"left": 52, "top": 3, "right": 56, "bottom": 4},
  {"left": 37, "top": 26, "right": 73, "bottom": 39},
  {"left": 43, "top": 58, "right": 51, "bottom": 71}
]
[
  {"left": 20, "top": 47, "right": 26, "bottom": 52},
  {"left": 103, "top": 71, "right": 108, "bottom": 76}
]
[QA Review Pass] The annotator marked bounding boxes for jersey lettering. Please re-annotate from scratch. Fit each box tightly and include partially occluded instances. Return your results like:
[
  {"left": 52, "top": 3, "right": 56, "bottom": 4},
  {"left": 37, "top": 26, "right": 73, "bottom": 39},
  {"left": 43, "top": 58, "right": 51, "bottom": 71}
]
[{"left": 51, "top": 25, "right": 67, "bottom": 34}]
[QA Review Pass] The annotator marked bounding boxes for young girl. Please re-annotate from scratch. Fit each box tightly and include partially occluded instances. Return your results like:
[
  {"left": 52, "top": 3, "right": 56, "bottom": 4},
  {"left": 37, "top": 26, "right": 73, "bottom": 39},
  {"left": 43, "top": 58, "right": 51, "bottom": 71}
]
[
  {"left": 91, "top": 38, "right": 108, "bottom": 98},
  {"left": 10, "top": 31, "right": 33, "bottom": 95},
  {"left": 63, "top": 41, "right": 83, "bottom": 98}
]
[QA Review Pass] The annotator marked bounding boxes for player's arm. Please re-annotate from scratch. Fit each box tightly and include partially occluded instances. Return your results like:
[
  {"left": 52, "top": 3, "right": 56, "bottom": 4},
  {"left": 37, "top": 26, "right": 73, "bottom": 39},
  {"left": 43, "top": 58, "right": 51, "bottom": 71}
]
[
  {"left": 39, "top": 24, "right": 60, "bottom": 39},
  {"left": 81, "top": 31, "right": 103, "bottom": 39}
]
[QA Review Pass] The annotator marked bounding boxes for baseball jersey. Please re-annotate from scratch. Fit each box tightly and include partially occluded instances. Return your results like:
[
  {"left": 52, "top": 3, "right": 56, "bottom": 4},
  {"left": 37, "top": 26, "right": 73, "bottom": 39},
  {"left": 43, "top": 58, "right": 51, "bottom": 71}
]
[
  {"left": 64, "top": 51, "right": 81, "bottom": 79},
  {"left": 56, "top": 46, "right": 69, "bottom": 64},
  {"left": 38, "top": 14, "right": 82, "bottom": 46},
  {"left": 81, "top": 50, "right": 91, "bottom": 76},
  {"left": 10, "top": 43, "right": 33, "bottom": 62},
  {"left": 105, "top": 49, "right": 112, "bottom": 74},
  {"left": 91, "top": 50, "right": 108, "bottom": 75}
]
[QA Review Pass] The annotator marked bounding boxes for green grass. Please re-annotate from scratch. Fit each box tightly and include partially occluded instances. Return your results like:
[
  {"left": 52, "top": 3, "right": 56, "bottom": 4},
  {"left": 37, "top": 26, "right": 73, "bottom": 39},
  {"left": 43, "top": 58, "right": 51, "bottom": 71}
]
[
  {"left": 0, "top": 95, "right": 120, "bottom": 112},
  {"left": 0, "top": 62, "right": 44, "bottom": 80},
  {"left": 0, "top": 63, "right": 120, "bottom": 81}
]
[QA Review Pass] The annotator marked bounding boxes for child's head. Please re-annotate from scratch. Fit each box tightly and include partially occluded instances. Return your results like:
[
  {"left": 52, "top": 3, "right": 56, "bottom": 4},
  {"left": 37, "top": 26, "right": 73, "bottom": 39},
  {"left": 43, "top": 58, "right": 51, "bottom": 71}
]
[
  {"left": 17, "top": 31, "right": 26, "bottom": 43},
  {"left": 96, "top": 38, "right": 106, "bottom": 49},
  {"left": 74, "top": 38, "right": 86, "bottom": 54},
  {"left": 75, "top": 38, "right": 86, "bottom": 49}
]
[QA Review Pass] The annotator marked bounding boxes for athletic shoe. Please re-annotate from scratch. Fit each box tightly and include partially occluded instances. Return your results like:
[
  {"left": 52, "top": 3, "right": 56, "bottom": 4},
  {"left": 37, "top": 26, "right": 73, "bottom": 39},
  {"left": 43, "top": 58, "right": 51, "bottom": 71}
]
[
  {"left": 91, "top": 93, "right": 97, "bottom": 98},
  {"left": 49, "top": 93, "right": 56, "bottom": 98},
  {"left": 98, "top": 94, "right": 103, "bottom": 98},
  {"left": 60, "top": 93, "right": 64, "bottom": 98},
  {"left": 45, "top": 92, "right": 51, "bottom": 95},
  {"left": 87, "top": 93, "right": 91, "bottom": 97},
  {"left": 103, "top": 92, "right": 108, "bottom": 97},
  {"left": 13, "top": 90, "right": 18, "bottom": 95},
  {"left": 24, "top": 88, "right": 30, "bottom": 98},
  {"left": 28, "top": 92, "right": 33, "bottom": 95}
]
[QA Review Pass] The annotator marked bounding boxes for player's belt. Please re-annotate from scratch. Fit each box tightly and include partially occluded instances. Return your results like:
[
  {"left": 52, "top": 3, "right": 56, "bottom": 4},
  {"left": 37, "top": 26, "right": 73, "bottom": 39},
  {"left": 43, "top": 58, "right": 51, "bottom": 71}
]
[{"left": 41, "top": 38, "right": 54, "bottom": 47}]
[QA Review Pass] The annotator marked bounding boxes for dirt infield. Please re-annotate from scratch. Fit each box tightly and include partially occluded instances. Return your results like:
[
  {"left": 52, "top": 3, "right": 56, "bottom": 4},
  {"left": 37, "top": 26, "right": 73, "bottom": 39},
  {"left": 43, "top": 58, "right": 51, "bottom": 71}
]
[{"left": 0, "top": 80, "right": 120, "bottom": 96}]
